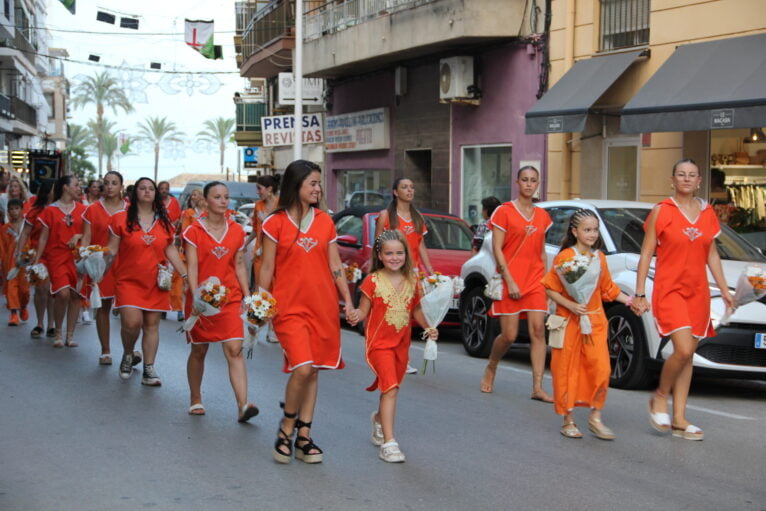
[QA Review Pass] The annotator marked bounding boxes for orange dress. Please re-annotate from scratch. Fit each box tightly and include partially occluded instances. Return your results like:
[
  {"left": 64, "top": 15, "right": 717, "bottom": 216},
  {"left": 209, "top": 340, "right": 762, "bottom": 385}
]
[
  {"left": 542, "top": 249, "right": 621, "bottom": 416},
  {"left": 360, "top": 272, "right": 420, "bottom": 392},
  {"left": 383, "top": 213, "right": 428, "bottom": 269},
  {"left": 170, "top": 208, "right": 203, "bottom": 311},
  {"left": 251, "top": 200, "right": 269, "bottom": 280},
  {"left": 83, "top": 199, "right": 127, "bottom": 300},
  {"left": 164, "top": 196, "right": 182, "bottom": 224},
  {"left": 38, "top": 202, "right": 87, "bottom": 295},
  {"left": 24, "top": 206, "right": 45, "bottom": 252},
  {"left": 262, "top": 208, "right": 344, "bottom": 373},
  {"left": 109, "top": 211, "right": 174, "bottom": 311},
  {"left": 647, "top": 198, "right": 720, "bottom": 339},
  {"left": 489, "top": 202, "right": 552, "bottom": 316},
  {"left": 0, "top": 221, "right": 30, "bottom": 310},
  {"left": 182, "top": 218, "right": 246, "bottom": 344}
]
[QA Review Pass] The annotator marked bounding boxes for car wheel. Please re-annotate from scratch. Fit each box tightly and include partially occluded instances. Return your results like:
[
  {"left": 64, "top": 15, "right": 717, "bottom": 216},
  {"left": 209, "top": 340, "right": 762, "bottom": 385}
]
[
  {"left": 606, "top": 304, "right": 652, "bottom": 389},
  {"left": 460, "top": 286, "right": 498, "bottom": 358}
]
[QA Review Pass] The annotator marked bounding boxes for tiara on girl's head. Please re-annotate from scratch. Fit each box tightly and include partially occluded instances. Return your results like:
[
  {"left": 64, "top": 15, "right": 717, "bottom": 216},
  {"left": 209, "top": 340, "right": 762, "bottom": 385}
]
[{"left": 374, "top": 229, "right": 401, "bottom": 250}]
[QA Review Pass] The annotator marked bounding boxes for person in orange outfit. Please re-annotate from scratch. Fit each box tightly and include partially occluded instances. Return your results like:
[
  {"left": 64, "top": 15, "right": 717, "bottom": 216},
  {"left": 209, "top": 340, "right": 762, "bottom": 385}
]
[
  {"left": 375, "top": 177, "right": 433, "bottom": 274},
  {"left": 480, "top": 166, "right": 553, "bottom": 401},
  {"left": 0, "top": 199, "right": 30, "bottom": 325},
  {"left": 183, "top": 181, "right": 258, "bottom": 422},
  {"left": 542, "top": 209, "right": 632, "bottom": 439},
  {"left": 106, "top": 177, "right": 186, "bottom": 387},
  {"left": 350, "top": 229, "right": 437, "bottom": 463},
  {"left": 158, "top": 181, "right": 181, "bottom": 224},
  {"left": 260, "top": 160, "right": 356, "bottom": 465},
  {"left": 170, "top": 188, "right": 205, "bottom": 320},
  {"left": 17, "top": 181, "right": 54, "bottom": 338},
  {"left": 32, "top": 175, "right": 87, "bottom": 347},
  {"left": 246, "top": 174, "right": 279, "bottom": 288},
  {"left": 81, "top": 171, "right": 128, "bottom": 365},
  {"left": 634, "top": 159, "right": 734, "bottom": 441}
]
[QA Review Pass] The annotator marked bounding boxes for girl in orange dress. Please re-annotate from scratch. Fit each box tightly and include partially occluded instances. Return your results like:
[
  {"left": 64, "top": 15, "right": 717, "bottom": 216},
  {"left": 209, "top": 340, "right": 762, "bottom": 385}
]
[
  {"left": 32, "top": 175, "right": 87, "bottom": 347},
  {"left": 375, "top": 178, "right": 433, "bottom": 273},
  {"left": 542, "top": 209, "right": 631, "bottom": 439},
  {"left": 81, "top": 171, "right": 127, "bottom": 365},
  {"left": 17, "top": 181, "right": 54, "bottom": 338},
  {"left": 634, "top": 159, "right": 734, "bottom": 441},
  {"left": 0, "top": 198, "right": 30, "bottom": 326},
  {"left": 107, "top": 177, "right": 186, "bottom": 387},
  {"left": 183, "top": 181, "right": 259, "bottom": 422},
  {"left": 170, "top": 188, "right": 205, "bottom": 320},
  {"left": 351, "top": 229, "right": 437, "bottom": 463},
  {"left": 158, "top": 181, "right": 182, "bottom": 225},
  {"left": 259, "top": 160, "right": 356, "bottom": 465},
  {"left": 480, "top": 166, "right": 554, "bottom": 402},
  {"left": 247, "top": 174, "right": 279, "bottom": 288}
]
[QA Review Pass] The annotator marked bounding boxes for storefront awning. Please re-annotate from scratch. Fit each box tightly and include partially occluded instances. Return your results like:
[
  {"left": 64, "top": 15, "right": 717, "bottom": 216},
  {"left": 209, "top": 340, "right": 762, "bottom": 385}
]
[
  {"left": 525, "top": 50, "right": 644, "bottom": 134},
  {"left": 621, "top": 33, "right": 766, "bottom": 133}
]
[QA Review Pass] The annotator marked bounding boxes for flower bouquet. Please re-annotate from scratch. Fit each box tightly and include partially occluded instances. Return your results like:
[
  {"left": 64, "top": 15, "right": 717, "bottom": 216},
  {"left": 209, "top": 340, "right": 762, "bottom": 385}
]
[
  {"left": 719, "top": 265, "right": 766, "bottom": 326},
  {"left": 181, "top": 277, "right": 230, "bottom": 332},
  {"left": 554, "top": 251, "right": 600, "bottom": 342},
  {"left": 418, "top": 273, "right": 452, "bottom": 374},
  {"left": 7, "top": 248, "right": 35, "bottom": 281},
  {"left": 74, "top": 245, "right": 110, "bottom": 283},
  {"left": 241, "top": 289, "right": 278, "bottom": 358},
  {"left": 26, "top": 263, "right": 49, "bottom": 285},
  {"left": 157, "top": 263, "right": 173, "bottom": 291},
  {"left": 343, "top": 263, "right": 362, "bottom": 284}
]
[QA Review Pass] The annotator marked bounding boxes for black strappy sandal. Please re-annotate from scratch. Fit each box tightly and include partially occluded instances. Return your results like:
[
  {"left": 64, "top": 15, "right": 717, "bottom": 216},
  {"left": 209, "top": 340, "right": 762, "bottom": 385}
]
[
  {"left": 273, "top": 404, "right": 297, "bottom": 464},
  {"left": 294, "top": 418, "right": 323, "bottom": 464}
]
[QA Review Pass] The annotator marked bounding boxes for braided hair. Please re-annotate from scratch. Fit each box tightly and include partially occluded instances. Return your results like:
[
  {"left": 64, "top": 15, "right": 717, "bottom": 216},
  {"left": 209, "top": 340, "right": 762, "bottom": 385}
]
[
  {"left": 559, "top": 208, "right": 604, "bottom": 252},
  {"left": 371, "top": 229, "right": 415, "bottom": 280}
]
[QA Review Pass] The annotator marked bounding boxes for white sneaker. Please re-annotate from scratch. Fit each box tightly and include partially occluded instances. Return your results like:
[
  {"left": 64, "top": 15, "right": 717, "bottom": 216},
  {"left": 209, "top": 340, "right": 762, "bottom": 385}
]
[
  {"left": 379, "top": 440, "right": 405, "bottom": 463},
  {"left": 81, "top": 309, "right": 93, "bottom": 325},
  {"left": 370, "top": 412, "right": 384, "bottom": 446},
  {"left": 406, "top": 363, "right": 418, "bottom": 374},
  {"left": 141, "top": 364, "right": 162, "bottom": 386}
]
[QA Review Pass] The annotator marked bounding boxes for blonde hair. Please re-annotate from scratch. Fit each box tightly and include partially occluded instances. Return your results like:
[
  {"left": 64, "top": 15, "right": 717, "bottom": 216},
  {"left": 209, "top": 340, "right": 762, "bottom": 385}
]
[
  {"left": 7, "top": 176, "right": 29, "bottom": 201},
  {"left": 371, "top": 229, "right": 414, "bottom": 280}
]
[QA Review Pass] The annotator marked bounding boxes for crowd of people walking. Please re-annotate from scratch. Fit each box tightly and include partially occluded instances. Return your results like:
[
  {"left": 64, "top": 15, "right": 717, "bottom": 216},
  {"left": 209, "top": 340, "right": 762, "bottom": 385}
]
[{"left": 0, "top": 157, "right": 727, "bottom": 466}]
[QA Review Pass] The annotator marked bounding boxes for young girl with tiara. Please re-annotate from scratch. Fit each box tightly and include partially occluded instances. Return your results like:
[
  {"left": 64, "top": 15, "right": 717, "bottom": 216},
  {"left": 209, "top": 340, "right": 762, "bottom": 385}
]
[
  {"left": 349, "top": 229, "right": 438, "bottom": 463},
  {"left": 541, "top": 209, "right": 632, "bottom": 440}
]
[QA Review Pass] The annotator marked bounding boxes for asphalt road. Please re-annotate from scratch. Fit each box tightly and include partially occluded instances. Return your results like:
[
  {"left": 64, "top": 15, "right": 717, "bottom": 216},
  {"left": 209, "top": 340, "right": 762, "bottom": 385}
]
[{"left": 1, "top": 315, "right": 764, "bottom": 511}]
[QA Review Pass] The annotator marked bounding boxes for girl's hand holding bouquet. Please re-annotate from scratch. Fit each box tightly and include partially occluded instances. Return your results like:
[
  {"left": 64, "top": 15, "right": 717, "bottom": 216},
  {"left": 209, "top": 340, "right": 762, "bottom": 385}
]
[
  {"left": 181, "top": 277, "right": 230, "bottom": 332},
  {"left": 719, "top": 265, "right": 766, "bottom": 326},
  {"left": 74, "top": 245, "right": 110, "bottom": 282},
  {"left": 241, "top": 289, "right": 277, "bottom": 358}
]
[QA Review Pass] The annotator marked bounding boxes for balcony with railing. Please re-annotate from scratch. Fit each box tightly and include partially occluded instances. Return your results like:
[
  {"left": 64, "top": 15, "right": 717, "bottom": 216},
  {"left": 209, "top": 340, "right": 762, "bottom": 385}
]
[
  {"left": 302, "top": 0, "right": 530, "bottom": 78},
  {"left": 11, "top": 95, "right": 37, "bottom": 126},
  {"left": 240, "top": 0, "right": 296, "bottom": 78},
  {"left": 234, "top": 102, "right": 267, "bottom": 146}
]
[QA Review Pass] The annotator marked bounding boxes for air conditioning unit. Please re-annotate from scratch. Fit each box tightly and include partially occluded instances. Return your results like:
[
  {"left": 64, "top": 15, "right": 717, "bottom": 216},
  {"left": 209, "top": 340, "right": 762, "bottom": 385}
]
[{"left": 439, "top": 56, "right": 474, "bottom": 101}]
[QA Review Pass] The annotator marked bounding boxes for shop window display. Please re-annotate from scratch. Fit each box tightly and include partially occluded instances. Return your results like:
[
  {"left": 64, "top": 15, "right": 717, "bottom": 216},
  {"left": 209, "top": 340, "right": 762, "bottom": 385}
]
[{"left": 461, "top": 145, "right": 512, "bottom": 227}]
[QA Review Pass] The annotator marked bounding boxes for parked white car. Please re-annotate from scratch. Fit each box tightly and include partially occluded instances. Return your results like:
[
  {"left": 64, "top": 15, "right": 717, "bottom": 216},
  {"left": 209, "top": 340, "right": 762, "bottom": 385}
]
[{"left": 459, "top": 199, "right": 766, "bottom": 389}]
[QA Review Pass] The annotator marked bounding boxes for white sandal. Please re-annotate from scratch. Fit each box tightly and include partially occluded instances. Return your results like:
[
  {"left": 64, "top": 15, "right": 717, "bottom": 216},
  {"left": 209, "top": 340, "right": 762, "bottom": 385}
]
[
  {"left": 188, "top": 403, "right": 206, "bottom": 416},
  {"left": 99, "top": 354, "right": 113, "bottom": 365},
  {"left": 672, "top": 424, "right": 704, "bottom": 441},
  {"left": 648, "top": 393, "right": 671, "bottom": 432}
]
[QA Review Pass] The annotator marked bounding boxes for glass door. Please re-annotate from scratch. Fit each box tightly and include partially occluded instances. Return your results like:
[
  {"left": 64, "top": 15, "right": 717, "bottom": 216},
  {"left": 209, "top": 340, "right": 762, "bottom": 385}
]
[{"left": 604, "top": 139, "right": 639, "bottom": 201}]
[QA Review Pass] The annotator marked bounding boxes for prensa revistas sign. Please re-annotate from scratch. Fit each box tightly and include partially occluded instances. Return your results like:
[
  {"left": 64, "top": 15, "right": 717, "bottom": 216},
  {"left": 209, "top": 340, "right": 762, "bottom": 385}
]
[
  {"left": 261, "top": 114, "right": 324, "bottom": 147},
  {"left": 325, "top": 108, "right": 390, "bottom": 153}
]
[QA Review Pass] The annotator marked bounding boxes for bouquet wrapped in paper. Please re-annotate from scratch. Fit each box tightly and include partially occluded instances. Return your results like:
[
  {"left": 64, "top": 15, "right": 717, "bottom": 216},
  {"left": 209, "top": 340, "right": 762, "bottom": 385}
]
[
  {"left": 241, "top": 289, "right": 278, "bottom": 358},
  {"left": 418, "top": 273, "right": 451, "bottom": 374},
  {"left": 554, "top": 251, "right": 601, "bottom": 342},
  {"left": 8, "top": 248, "right": 35, "bottom": 281},
  {"left": 157, "top": 263, "right": 173, "bottom": 291},
  {"left": 343, "top": 262, "right": 363, "bottom": 284},
  {"left": 181, "top": 277, "right": 230, "bottom": 332},
  {"left": 719, "top": 265, "right": 766, "bottom": 326},
  {"left": 74, "top": 245, "right": 110, "bottom": 282},
  {"left": 27, "top": 263, "right": 49, "bottom": 285}
]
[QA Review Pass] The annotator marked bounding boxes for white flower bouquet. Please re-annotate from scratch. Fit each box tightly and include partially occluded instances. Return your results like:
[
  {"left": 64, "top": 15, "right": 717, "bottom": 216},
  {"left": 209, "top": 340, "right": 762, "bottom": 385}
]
[
  {"left": 75, "top": 245, "right": 109, "bottom": 283},
  {"left": 26, "top": 263, "right": 48, "bottom": 285},
  {"left": 719, "top": 265, "right": 766, "bottom": 326},
  {"left": 181, "top": 277, "right": 230, "bottom": 332},
  {"left": 418, "top": 273, "right": 451, "bottom": 374},
  {"left": 343, "top": 263, "right": 363, "bottom": 284},
  {"left": 554, "top": 251, "right": 601, "bottom": 342},
  {"left": 8, "top": 248, "right": 35, "bottom": 280},
  {"left": 157, "top": 263, "right": 173, "bottom": 291},
  {"left": 241, "top": 289, "right": 278, "bottom": 358}
]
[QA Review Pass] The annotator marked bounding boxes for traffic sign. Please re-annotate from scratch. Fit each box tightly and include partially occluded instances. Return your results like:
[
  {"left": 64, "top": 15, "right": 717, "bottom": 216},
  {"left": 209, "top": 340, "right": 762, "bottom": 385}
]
[{"left": 278, "top": 72, "right": 324, "bottom": 106}]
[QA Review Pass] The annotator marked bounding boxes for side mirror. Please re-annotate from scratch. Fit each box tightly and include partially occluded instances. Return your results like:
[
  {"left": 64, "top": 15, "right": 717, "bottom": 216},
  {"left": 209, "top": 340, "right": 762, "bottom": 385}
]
[{"left": 337, "top": 234, "right": 361, "bottom": 248}]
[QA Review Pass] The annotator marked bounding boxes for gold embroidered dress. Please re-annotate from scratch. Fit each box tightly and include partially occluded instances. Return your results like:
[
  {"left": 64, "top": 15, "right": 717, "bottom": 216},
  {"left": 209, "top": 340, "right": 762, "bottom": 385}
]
[{"left": 360, "top": 272, "right": 420, "bottom": 392}]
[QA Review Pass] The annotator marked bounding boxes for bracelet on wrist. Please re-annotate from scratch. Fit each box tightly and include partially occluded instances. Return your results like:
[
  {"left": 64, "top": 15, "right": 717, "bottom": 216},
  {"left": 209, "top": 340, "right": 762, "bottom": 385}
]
[{"left": 634, "top": 293, "right": 646, "bottom": 298}]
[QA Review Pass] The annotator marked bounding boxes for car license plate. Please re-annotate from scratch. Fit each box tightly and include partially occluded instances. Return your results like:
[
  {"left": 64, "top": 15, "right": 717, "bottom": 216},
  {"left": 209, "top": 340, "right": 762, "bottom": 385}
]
[
  {"left": 450, "top": 298, "right": 460, "bottom": 310},
  {"left": 755, "top": 333, "right": 766, "bottom": 349}
]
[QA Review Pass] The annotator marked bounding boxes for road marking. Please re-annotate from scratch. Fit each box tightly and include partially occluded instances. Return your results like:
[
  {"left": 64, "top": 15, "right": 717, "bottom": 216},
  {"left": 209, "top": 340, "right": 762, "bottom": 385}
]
[
  {"left": 410, "top": 344, "right": 551, "bottom": 379},
  {"left": 686, "top": 405, "right": 756, "bottom": 420}
]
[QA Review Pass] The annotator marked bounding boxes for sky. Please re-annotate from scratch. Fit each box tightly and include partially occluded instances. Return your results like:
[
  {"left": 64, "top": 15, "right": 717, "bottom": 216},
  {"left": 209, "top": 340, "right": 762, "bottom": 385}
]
[{"left": 46, "top": 0, "right": 243, "bottom": 183}]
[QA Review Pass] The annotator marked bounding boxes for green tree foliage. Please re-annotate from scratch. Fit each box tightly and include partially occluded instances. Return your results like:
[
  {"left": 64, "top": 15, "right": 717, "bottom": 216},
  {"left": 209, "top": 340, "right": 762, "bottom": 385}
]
[
  {"left": 136, "top": 117, "right": 185, "bottom": 182},
  {"left": 196, "top": 117, "right": 235, "bottom": 174}
]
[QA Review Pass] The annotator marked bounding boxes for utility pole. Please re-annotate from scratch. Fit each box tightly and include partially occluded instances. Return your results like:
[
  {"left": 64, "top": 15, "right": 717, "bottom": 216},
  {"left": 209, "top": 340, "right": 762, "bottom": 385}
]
[{"left": 293, "top": 0, "right": 303, "bottom": 161}]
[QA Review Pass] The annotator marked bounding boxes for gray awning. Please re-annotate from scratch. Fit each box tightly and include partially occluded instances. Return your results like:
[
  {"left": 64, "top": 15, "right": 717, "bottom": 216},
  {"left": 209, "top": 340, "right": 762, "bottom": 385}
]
[
  {"left": 621, "top": 33, "right": 766, "bottom": 133},
  {"left": 525, "top": 50, "right": 644, "bottom": 134}
]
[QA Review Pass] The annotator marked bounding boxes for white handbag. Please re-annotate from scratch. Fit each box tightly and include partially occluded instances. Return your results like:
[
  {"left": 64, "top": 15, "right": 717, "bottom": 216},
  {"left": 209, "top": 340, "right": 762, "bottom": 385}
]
[
  {"left": 484, "top": 274, "right": 504, "bottom": 301},
  {"left": 545, "top": 314, "right": 568, "bottom": 349}
]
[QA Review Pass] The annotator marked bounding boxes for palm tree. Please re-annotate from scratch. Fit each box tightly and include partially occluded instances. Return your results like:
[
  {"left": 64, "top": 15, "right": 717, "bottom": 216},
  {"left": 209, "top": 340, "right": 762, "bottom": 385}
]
[
  {"left": 136, "top": 117, "right": 185, "bottom": 182},
  {"left": 71, "top": 71, "right": 133, "bottom": 178},
  {"left": 102, "top": 132, "right": 119, "bottom": 172},
  {"left": 87, "top": 118, "right": 117, "bottom": 156},
  {"left": 196, "top": 117, "right": 235, "bottom": 174},
  {"left": 68, "top": 123, "right": 96, "bottom": 151},
  {"left": 66, "top": 123, "right": 97, "bottom": 180}
]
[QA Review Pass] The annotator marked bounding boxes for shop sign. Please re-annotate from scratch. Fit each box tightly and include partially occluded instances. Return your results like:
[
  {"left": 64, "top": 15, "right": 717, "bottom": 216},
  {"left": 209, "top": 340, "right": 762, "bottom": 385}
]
[
  {"left": 261, "top": 114, "right": 324, "bottom": 147},
  {"left": 277, "top": 73, "right": 325, "bottom": 106},
  {"left": 325, "top": 108, "right": 390, "bottom": 153},
  {"left": 711, "top": 109, "right": 734, "bottom": 129},
  {"left": 243, "top": 147, "right": 259, "bottom": 168},
  {"left": 546, "top": 116, "right": 563, "bottom": 132}
]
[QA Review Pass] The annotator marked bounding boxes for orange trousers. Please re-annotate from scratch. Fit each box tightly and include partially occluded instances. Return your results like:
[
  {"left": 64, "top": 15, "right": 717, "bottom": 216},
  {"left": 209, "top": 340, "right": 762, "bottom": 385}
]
[{"left": 5, "top": 273, "right": 30, "bottom": 310}]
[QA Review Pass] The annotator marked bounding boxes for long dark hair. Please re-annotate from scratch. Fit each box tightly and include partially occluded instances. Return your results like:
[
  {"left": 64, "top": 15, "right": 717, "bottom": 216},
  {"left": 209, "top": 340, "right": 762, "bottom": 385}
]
[
  {"left": 386, "top": 177, "right": 425, "bottom": 233},
  {"left": 126, "top": 177, "right": 172, "bottom": 233},
  {"left": 256, "top": 174, "right": 281, "bottom": 195},
  {"left": 371, "top": 229, "right": 414, "bottom": 281},
  {"left": 32, "top": 180, "right": 54, "bottom": 210},
  {"left": 559, "top": 208, "right": 603, "bottom": 252},
  {"left": 271, "top": 160, "right": 321, "bottom": 221},
  {"left": 104, "top": 170, "right": 124, "bottom": 185},
  {"left": 203, "top": 180, "right": 226, "bottom": 198},
  {"left": 52, "top": 175, "right": 76, "bottom": 202}
]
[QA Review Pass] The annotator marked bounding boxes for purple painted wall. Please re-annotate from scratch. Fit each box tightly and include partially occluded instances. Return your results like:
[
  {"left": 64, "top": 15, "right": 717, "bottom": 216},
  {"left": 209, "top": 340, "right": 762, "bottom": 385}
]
[
  {"left": 324, "top": 72, "right": 396, "bottom": 209},
  {"left": 450, "top": 44, "right": 547, "bottom": 213}
]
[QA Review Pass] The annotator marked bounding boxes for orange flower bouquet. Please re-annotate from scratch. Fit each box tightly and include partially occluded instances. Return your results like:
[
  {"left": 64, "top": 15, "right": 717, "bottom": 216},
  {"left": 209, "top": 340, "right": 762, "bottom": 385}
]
[
  {"left": 343, "top": 263, "right": 362, "bottom": 284},
  {"left": 26, "top": 263, "right": 49, "bottom": 285},
  {"left": 720, "top": 265, "right": 766, "bottom": 326},
  {"left": 7, "top": 248, "right": 35, "bottom": 280},
  {"left": 241, "top": 289, "right": 278, "bottom": 358},
  {"left": 181, "top": 277, "right": 230, "bottom": 331}
]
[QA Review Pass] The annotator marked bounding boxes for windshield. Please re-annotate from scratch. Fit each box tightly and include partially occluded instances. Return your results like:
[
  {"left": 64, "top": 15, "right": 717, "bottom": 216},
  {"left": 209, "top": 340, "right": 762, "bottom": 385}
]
[
  {"left": 424, "top": 216, "right": 473, "bottom": 251},
  {"left": 598, "top": 208, "right": 766, "bottom": 262}
]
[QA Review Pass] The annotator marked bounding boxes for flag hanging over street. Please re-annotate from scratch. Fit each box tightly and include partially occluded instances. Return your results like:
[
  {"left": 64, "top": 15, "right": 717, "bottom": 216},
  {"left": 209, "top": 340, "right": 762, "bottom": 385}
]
[
  {"left": 59, "top": 0, "right": 75, "bottom": 14},
  {"left": 184, "top": 19, "right": 223, "bottom": 60}
]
